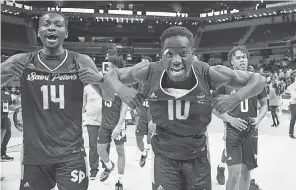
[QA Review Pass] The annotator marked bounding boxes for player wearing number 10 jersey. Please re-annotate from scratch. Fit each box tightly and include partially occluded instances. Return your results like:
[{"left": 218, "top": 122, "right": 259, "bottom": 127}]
[
  {"left": 104, "top": 26, "right": 266, "bottom": 190},
  {"left": 1, "top": 11, "right": 109, "bottom": 190}
]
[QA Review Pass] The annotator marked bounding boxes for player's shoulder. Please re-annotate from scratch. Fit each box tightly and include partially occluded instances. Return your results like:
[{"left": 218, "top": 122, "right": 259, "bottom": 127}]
[
  {"left": 75, "top": 53, "right": 96, "bottom": 69},
  {"left": 76, "top": 53, "right": 92, "bottom": 62},
  {"left": 192, "top": 60, "right": 212, "bottom": 76}
]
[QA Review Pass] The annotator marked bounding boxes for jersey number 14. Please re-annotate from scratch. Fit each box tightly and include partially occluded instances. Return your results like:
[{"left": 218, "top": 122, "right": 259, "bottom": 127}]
[{"left": 41, "top": 85, "right": 65, "bottom": 110}]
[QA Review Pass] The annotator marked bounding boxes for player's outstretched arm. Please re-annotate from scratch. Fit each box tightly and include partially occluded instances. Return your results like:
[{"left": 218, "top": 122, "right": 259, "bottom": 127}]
[
  {"left": 209, "top": 65, "right": 266, "bottom": 114},
  {"left": 77, "top": 54, "right": 114, "bottom": 101},
  {"left": 103, "top": 62, "right": 150, "bottom": 109},
  {"left": 1, "top": 53, "right": 27, "bottom": 87},
  {"left": 104, "top": 61, "right": 150, "bottom": 91}
]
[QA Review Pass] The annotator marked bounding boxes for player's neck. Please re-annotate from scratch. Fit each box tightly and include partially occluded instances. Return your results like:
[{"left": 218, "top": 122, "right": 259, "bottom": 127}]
[
  {"left": 163, "top": 69, "right": 196, "bottom": 89},
  {"left": 42, "top": 47, "right": 65, "bottom": 57}
]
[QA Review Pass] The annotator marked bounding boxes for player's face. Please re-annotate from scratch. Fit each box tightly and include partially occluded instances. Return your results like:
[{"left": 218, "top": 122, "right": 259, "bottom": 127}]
[
  {"left": 38, "top": 13, "right": 68, "bottom": 49},
  {"left": 162, "top": 36, "right": 193, "bottom": 82},
  {"left": 231, "top": 50, "right": 248, "bottom": 71}
]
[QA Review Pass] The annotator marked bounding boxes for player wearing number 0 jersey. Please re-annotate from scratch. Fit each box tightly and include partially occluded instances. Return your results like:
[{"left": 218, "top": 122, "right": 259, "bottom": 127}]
[
  {"left": 214, "top": 46, "right": 268, "bottom": 190},
  {"left": 1, "top": 11, "right": 110, "bottom": 190},
  {"left": 104, "top": 26, "right": 266, "bottom": 190}
]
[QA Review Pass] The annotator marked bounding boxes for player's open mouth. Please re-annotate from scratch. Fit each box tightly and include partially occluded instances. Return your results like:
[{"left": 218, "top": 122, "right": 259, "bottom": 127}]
[
  {"left": 170, "top": 68, "right": 184, "bottom": 76},
  {"left": 46, "top": 34, "right": 58, "bottom": 43}
]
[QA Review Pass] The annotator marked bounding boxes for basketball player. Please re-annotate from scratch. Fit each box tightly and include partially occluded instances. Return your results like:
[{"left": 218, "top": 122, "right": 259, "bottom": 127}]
[
  {"left": 134, "top": 56, "right": 153, "bottom": 167},
  {"left": 82, "top": 84, "right": 111, "bottom": 180},
  {"left": 1, "top": 11, "right": 111, "bottom": 190},
  {"left": 103, "top": 26, "right": 266, "bottom": 190},
  {"left": 97, "top": 58, "right": 128, "bottom": 190},
  {"left": 214, "top": 46, "right": 268, "bottom": 190}
]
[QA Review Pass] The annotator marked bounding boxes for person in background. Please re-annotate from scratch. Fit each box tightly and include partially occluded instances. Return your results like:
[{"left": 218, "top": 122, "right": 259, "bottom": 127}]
[
  {"left": 1, "top": 86, "right": 20, "bottom": 162},
  {"left": 269, "top": 82, "right": 281, "bottom": 127},
  {"left": 287, "top": 71, "right": 296, "bottom": 138},
  {"left": 82, "top": 84, "right": 111, "bottom": 180}
]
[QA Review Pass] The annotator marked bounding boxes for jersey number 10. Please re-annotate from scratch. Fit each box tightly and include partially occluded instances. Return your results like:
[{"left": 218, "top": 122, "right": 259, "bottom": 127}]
[
  {"left": 168, "top": 100, "right": 190, "bottom": 120},
  {"left": 41, "top": 85, "right": 65, "bottom": 110}
]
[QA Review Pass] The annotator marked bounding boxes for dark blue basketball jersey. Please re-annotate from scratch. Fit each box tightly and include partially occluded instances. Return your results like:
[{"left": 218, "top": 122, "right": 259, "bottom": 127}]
[
  {"left": 135, "top": 83, "right": 149, "bottom": 123},
  {"left": 143, "top": 61, "right": 213, "bottom": 160},
  {"left": 20, "top": 49, "right": 86, "bottom": 165},
  {"left": 101, "top": 96, "right": 122, "bottom": 129},
  {"left": 215, "top": 86, "right": 267, "bottom": 118}
]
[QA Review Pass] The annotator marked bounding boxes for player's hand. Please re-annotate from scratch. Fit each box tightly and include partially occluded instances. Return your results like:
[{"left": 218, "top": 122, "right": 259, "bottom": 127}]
[
  {"left": 78, "top": 68, "right": 103, "bottom": 84},
  {"left": 2, "top": 60, "right": 26, "bottom": 78},
  {"left": 213, "top": 94, "right": 240, "bottom": 114},
  {"left": 121, "top": 129, "right": 126, "bottom": 138},
  {"left": 148, "top": 120, "right": 156, "bottom": 135},
  {"left": 112, "top": 127, "right": 122, "bottom": 140},
  {"left": 117, "top": 85, "right": 145, "bottom": 110},
  {"left": 228, "top": 117, "right": 248, "bottom": 131},
  {"left": 250, "top": 117, "right": 259, "bottom": 129}
]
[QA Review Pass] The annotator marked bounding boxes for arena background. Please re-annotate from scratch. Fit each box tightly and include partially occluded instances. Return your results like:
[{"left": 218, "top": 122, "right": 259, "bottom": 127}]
[{"left": 1, "top": 1, "right": 296, "bottom": 190}]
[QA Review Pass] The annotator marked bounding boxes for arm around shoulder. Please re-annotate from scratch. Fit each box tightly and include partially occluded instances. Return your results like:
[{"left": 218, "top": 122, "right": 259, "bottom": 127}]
[
  {"left": 1, "top": 53, "right": 27, "bottom": 86},
  {"left": 76, "top": 53, "right": 115, "bottom": 101},
  {"left": 104, "top": 61, "right": 150, "bottom": 94}
]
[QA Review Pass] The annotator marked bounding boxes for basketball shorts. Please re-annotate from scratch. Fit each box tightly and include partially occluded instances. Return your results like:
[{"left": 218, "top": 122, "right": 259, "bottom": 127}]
[
  {"left": 98, "top": 127, "right": 126, "bottom": 145},
  {"left": 225, "top": 122, "right": 258, "bottom": 170},
  {"left": 135, "top": 118, "right": 148, "bottom": 136},
  {"left": 151, "top": 153, "right": 211, "bottom": 190},
  {"left": 19, "top": 157, "right": 88, "bottom": 190}
]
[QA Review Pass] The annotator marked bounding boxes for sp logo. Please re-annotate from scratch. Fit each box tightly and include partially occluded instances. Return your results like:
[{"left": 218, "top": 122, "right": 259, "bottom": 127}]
[{"left": 70, "top": 170, "right": 86, "bottom": 184}]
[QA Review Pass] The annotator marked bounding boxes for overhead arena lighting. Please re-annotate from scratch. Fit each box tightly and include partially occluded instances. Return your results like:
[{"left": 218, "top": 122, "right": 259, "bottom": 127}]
[
  {"left": 146, "top": 11, "right": 177, "bottom": 17},
  {"left": 108, "top": 10, "right": 133, "bottom": 15},
  {"left": 60, "top": 8, "right": 94, "bottom": 13}
]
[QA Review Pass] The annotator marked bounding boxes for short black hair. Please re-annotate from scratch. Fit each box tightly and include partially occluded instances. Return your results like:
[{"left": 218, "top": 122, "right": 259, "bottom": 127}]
[
  {"left": 108, "top": 55, "right": 126, "bottom": 68},
  {"left": 160, "top": 26, "right": 194, "bottom": 48},
  {"left": 228, "top": 45, "right": 250, "bottom": 64},
  {"left": 141, "top": 56, "right": 152, "bottom": 62},
  {"left": 39, "top": 11, "right": 68, "bottom": 29}
]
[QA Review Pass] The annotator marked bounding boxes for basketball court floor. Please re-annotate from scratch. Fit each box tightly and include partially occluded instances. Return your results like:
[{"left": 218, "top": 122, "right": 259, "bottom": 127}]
[{"left": 1, "top": 113, "right": 296, "bottom": 190}]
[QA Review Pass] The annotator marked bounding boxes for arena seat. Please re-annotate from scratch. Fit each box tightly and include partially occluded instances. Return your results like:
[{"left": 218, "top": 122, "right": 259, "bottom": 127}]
[{"left": 199, "top": 27, "right": 249, "bottom": 47}]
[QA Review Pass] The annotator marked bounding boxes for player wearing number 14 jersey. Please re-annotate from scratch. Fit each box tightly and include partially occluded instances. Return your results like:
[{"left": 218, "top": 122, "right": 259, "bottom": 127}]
[
  {"left": 1, "top": 11, "right": 109, "bottom": 190},
  {"left": 104, "top": 26, "right": 266, "bottom": 190}
]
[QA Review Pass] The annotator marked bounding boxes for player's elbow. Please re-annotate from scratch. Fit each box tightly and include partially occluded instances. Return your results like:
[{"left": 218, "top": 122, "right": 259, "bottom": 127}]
[
  {"left": 255, "top": 73, "right": 267, "bottom": 88},
  {"left": 249, "top": 73, "right": 266, "bottom": 87}
]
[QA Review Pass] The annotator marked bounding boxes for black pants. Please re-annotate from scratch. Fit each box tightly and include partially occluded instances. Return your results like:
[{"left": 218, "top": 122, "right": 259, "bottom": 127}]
[
  {"left": 86, "top": 125, "right": 110, "bottom": 171},
  {"left": 270, "top": 106, "right": 279, "bottom": 125},
  {"left": 1, "top": 116, "right": 11, "bottom": 156},
  {"left": 289, "top": 104, "right": 296, "bottom": 135}
]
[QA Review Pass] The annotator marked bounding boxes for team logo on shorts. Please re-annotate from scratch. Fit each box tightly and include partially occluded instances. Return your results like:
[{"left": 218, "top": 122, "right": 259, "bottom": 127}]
[{"left": 157, "top": 185, "right": 164, "bottom": 190}]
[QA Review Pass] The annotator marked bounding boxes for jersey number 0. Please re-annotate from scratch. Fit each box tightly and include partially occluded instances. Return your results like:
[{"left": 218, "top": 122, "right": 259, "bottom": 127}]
[
  {"left": 240, "top": 99, "right": 249, "bottom": 112},
  {"left": 41, "top": 85, "right": 65, "bottom": 110}
]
